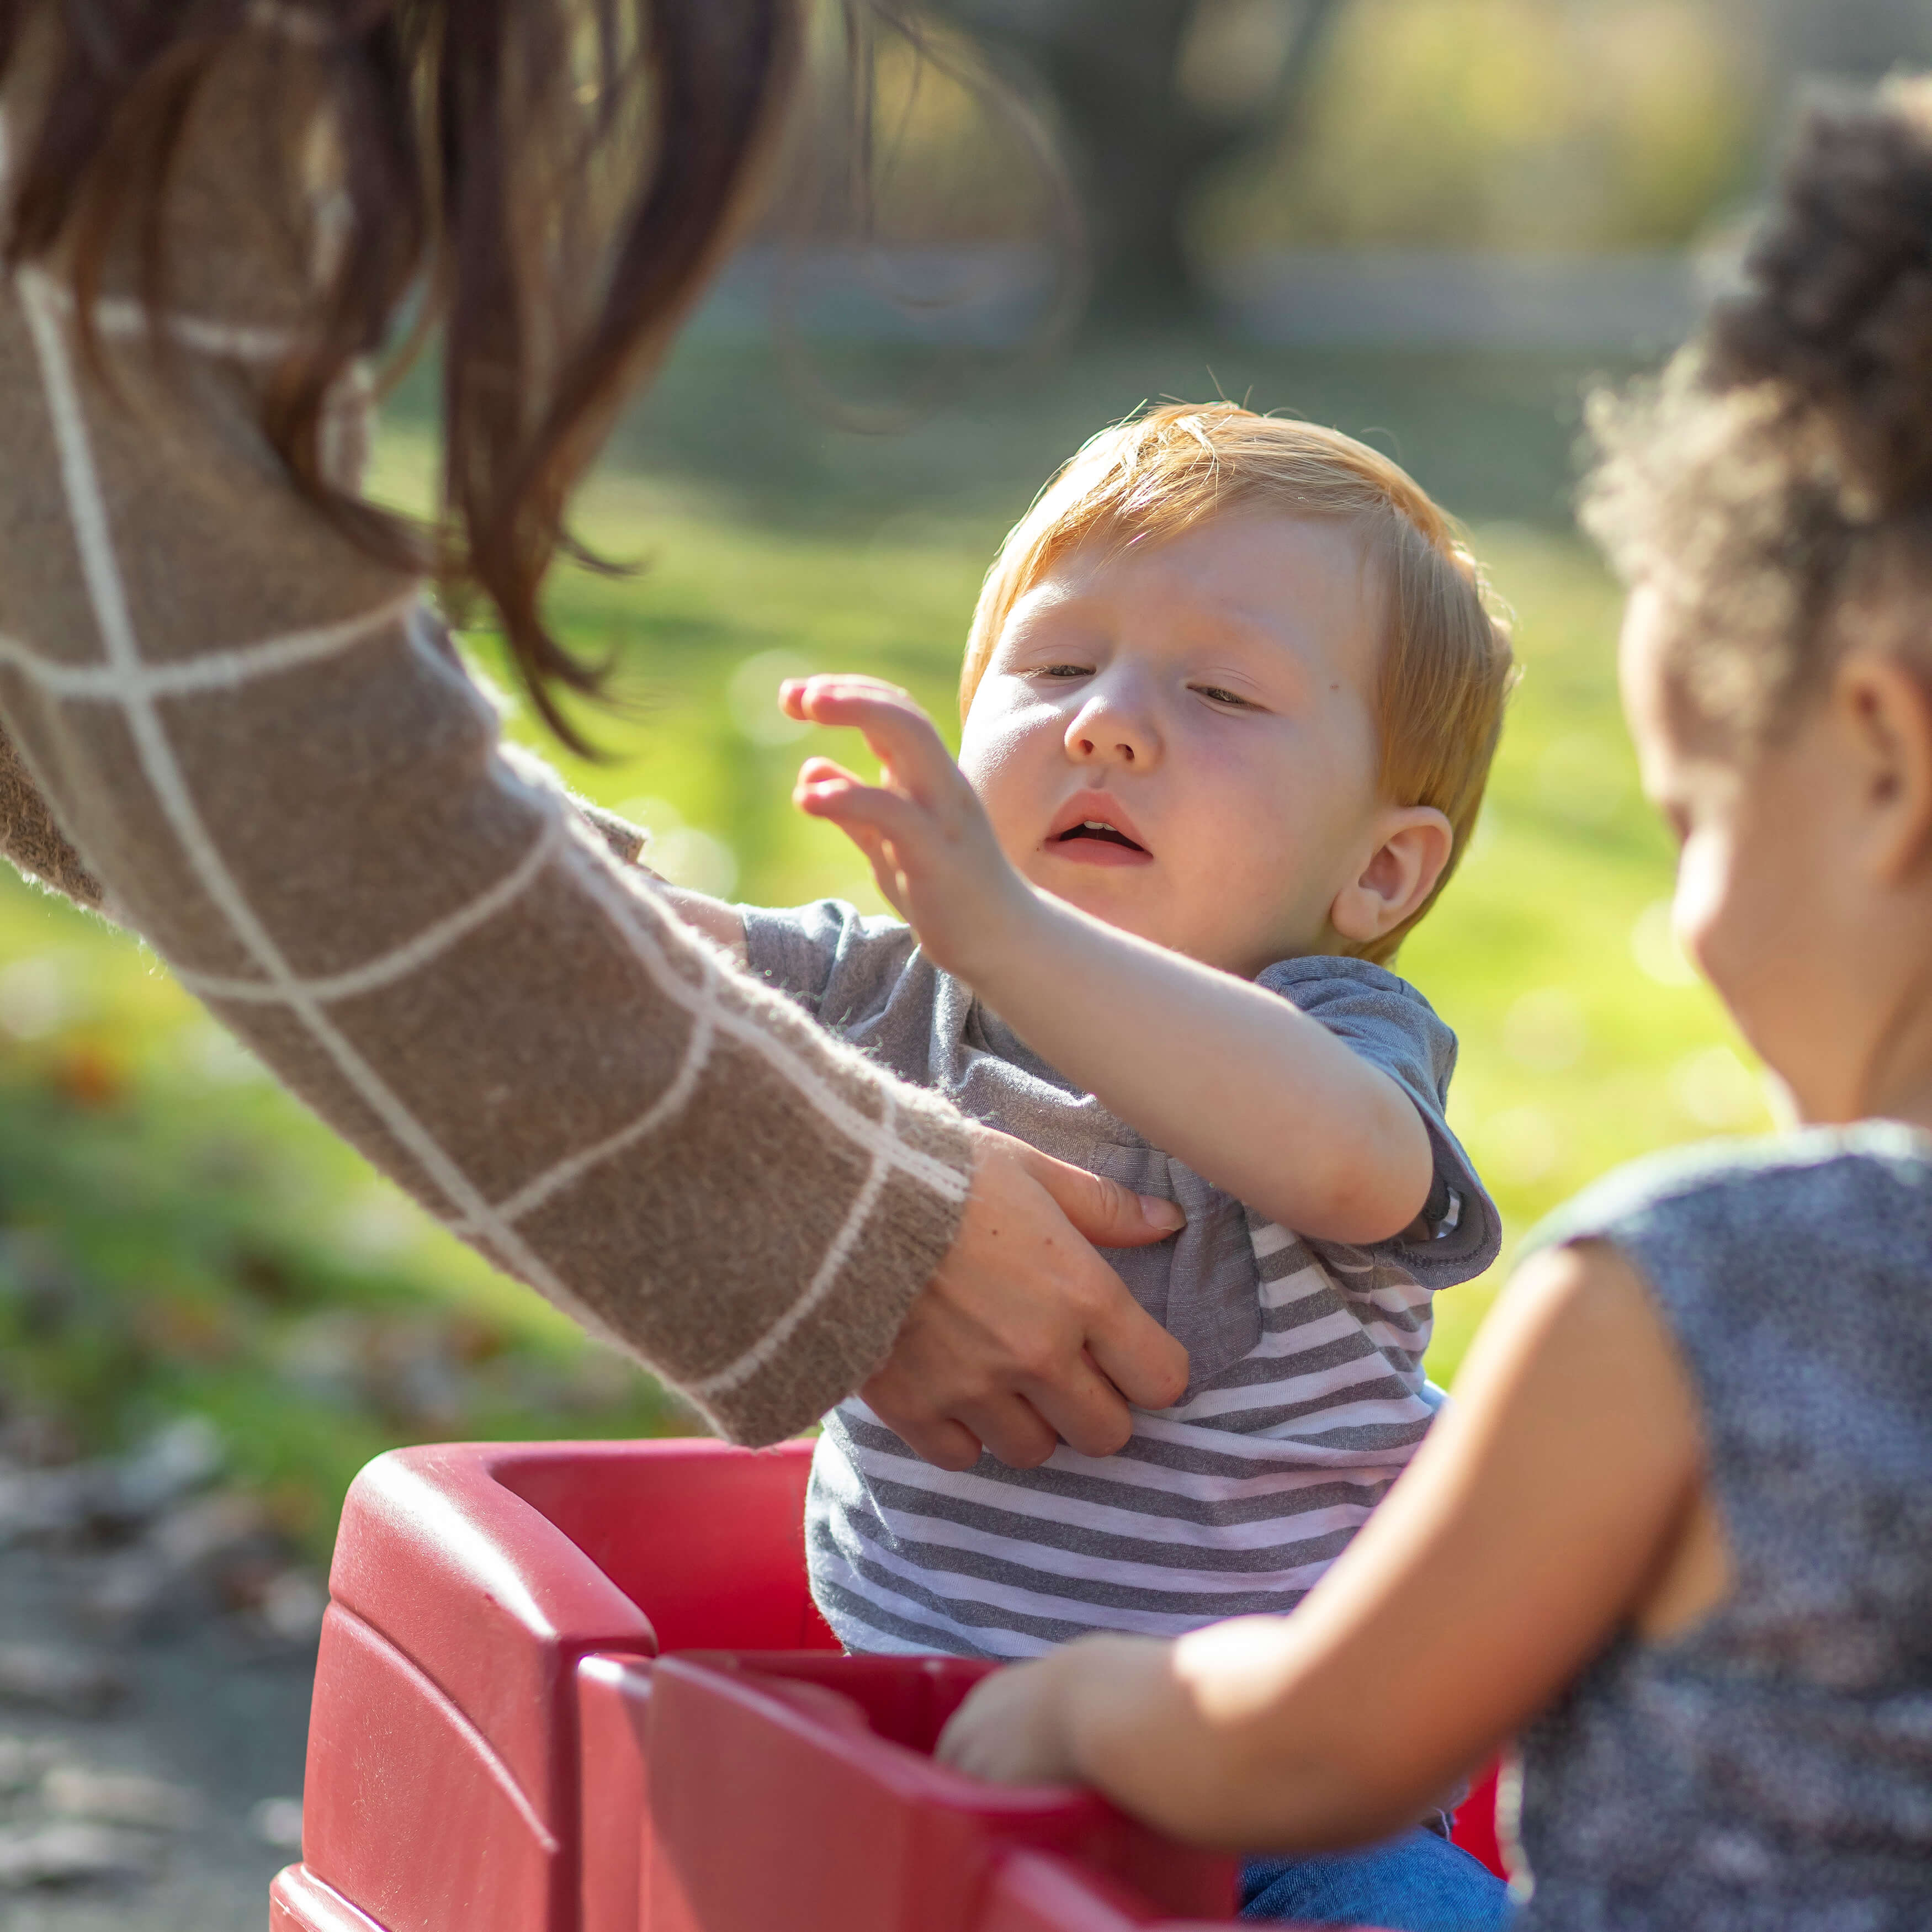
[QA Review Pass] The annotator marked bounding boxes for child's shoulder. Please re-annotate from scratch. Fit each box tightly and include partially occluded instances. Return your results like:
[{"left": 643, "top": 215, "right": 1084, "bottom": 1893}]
[
  {"left": 1255, "top": 954, "right": 1452, "bottom": 1053},
  {"left": 1256, "top": 953, "right": 1459, "bottom": 1094},
  {"left": 1526, "top": 1121, "right": 1932, "bottom": 1276},
  {"left": 1257, "top": 953, "right": 1440, "bottom": 1013},
  {"left": 740, "top": 897, "right": 921, "bottom": 1025}
]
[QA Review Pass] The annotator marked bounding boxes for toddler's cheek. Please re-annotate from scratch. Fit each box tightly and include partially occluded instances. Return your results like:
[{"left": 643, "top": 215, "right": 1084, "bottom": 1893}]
[
  {"left": 958, "top": 704, "right": 1038, "bottom": 789},
  {"left": 960, "top": 725, "right": 1047, "bottom": 838}
]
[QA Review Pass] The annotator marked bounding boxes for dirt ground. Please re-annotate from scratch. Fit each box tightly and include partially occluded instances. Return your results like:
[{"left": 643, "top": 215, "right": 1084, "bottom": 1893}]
[{"left": 0, "top": 1507, "right": 316, "bottom": 1930}]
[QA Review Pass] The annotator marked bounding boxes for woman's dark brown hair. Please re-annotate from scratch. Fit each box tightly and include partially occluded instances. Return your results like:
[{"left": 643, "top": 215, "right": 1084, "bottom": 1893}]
[{"left": 0, "top": 0, "right": 802, "bottom": 747}]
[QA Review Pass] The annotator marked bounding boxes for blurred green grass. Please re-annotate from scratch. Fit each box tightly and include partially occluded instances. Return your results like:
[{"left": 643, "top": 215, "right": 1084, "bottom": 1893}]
[{"left": 0, "top": 344, "right": 1766, "bottom": 1553}]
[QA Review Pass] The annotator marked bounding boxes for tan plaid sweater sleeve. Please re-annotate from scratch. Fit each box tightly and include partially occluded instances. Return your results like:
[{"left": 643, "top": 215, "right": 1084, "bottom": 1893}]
[{"left": 0, "top": 36, "right": 975, "bottom": 1446}]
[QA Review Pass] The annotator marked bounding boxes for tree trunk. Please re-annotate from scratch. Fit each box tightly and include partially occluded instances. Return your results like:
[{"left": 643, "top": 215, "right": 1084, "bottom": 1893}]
[{"left": 937, "top": 0, "right": 1346, "bottom": 330}]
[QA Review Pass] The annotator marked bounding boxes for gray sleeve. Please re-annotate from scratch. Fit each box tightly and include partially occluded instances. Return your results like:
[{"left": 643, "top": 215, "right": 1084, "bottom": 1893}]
[
  {"left": 1256, "top": 957, "right": 1501, "bottom": 1287},
  {"left": 741, "top": 899, "right": 921, "bottom": 1029}
]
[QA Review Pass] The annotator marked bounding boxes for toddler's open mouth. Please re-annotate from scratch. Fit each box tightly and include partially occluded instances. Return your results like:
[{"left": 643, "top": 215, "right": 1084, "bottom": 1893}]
[
  {"left": 1056, "top": 820, "right": 1145, "bottom": 852},
  {"left": 1045, "top": 797, "right": 1153, "bottom": 866}
]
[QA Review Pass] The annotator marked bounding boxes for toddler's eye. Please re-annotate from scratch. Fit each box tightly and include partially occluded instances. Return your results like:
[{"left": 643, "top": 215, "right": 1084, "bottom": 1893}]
[
  {"left": 1032, "top": 663, "right": 1092, "bottom": 681},
  {"left": 1192, "top": 683, "right": 1255, "bottom": 709}
]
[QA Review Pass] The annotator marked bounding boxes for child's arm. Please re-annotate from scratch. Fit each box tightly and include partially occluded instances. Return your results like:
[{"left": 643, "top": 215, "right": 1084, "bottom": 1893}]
[
  {"left": 783, "top": 676, "right": 1432, "bottom": 1244},
  {"left": 646, "top": 882, "right": 748, "bottom": 956},
  {"left": 937, "top": 1237, "right": 1719, "bottom": 1848}
]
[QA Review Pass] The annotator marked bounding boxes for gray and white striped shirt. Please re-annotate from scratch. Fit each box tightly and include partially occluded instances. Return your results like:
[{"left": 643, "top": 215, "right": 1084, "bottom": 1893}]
[{"left": 744, "top": 901, "right": 1500, "bottom": 1659}]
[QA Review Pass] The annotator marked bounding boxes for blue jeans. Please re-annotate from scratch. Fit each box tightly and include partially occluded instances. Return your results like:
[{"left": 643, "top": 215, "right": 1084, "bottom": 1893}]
[{"left": 1241, "top": 1827, "right": 1513, "bottom": 1930}]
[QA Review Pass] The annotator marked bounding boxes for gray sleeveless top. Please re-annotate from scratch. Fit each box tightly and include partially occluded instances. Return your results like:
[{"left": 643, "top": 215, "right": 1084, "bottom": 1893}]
[{"left": 1510, "top": 1124, "right": 1932, "bottom": 1932}]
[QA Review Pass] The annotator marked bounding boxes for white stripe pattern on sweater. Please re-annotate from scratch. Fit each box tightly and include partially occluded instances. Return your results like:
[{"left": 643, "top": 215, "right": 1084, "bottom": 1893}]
[
  {"left": 16, "top": 269, "right": 581, "bottom": 1312},
  {"left": 564, "top": 841, "right": 969, "bottom": 1203},
  {"left": 30, "top": 278, "right": 302, "bottom": 363},
  {"left": 177, "top": 808, "right": 570, "bottom": 1007},
  {"left": 684, "top": 1090, "right": 900, "bottom": 1401},
  {"left": 10, "top": 266, "right": 965, "bottom": 1419},
  {"left": 0, "top": 588, "right": 418, "bottom": 702}
]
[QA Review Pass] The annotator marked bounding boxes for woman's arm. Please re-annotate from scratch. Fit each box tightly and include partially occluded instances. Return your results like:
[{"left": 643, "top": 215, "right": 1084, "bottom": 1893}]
[
  {"left": 782, "top": 676, "right": 1432, "bottom": 1243},
  {"left": 626, "top": 872, "right": 749, "bottom": 958},
  {"left": 0, "top": 720, "right": 102, "bottom": 910},
  {"left": 0, "top": 42, "right": 1185, "bottom": 1456},
  {"left": 938, "top": 1239, "right": 1719, "bottom": 1849}
]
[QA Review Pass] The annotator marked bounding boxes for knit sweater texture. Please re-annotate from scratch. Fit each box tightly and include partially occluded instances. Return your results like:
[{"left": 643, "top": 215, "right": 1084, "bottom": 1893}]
[{"left": 0, "top": 17, "right": 976, "bottom": 1445}]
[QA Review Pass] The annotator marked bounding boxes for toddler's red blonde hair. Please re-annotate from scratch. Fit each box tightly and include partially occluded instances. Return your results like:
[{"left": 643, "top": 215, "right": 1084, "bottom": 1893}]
[{"left": 960, "top": 403, "right": 1516, "bottom": 963}]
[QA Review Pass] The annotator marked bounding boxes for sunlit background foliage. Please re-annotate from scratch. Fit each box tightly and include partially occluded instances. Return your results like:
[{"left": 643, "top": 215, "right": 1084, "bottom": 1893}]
[{"left": 11, "top": 0, "right": 1902, "bottom": 1551}]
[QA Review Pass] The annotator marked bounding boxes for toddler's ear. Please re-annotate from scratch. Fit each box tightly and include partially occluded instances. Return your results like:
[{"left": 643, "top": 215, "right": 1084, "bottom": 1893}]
[{"left": 1330, "top": 808, "right": 1454, "bottom": 947}]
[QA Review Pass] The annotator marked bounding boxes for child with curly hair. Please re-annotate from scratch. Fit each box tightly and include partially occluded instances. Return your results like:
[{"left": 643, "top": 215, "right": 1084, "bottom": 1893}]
[{"left": 937, "top": 77, "right": 1932, "bottom": 1932}]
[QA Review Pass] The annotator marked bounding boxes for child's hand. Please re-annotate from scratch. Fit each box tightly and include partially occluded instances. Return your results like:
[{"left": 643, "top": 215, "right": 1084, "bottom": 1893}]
[
  {"left": 936, "top": 1649, "right": 1084, "bottom": 1785},
  {"left": 782, "top": 675, "right": 1035, "bottom": 981},
  {"left": 937, "top": 1634, "right": 1172, "bottom": 1787}
]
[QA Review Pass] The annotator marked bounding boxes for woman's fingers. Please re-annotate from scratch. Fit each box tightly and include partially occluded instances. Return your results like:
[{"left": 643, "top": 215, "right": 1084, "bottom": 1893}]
[
  {"left": 949, "top": 1395, "right": 1061, "bottom": 1470},
  {"left": 1080, "top": 1293, "right": 1191, "bottom": 1419},
  {"left": 869, "top": 1130, "right": 1191, "bottom": 1471},
  {"left": 1011, "top": 1145, "right": 1190, "bottom": 1416},
  {"left": 1020, "top": 1349, "right": 1153, "bottom": 1461},
  {"left": 1016, "top": 1144, "right": 1188, "bottom": 1249},
  {"left": 868, "top": 1407, "right": 985, "bottom": 1474}
]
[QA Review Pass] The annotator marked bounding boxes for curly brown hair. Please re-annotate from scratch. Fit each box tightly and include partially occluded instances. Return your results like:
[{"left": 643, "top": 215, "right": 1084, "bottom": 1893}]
[{"left": 1583, "top": 76, "right": 1932, "bottom": 744}]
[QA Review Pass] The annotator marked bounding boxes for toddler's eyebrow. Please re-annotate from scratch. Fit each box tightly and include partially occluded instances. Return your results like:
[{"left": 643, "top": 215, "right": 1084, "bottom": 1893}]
[
  {"left": 1005, "top": 586, "right": 1317, "bottom": 698},
  {"left": 1176, "top": 599, "right": 1319, "bottom": 681}
]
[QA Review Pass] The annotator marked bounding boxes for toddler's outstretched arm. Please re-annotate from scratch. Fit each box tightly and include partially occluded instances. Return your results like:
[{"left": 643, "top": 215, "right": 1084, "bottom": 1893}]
[{"left": 783, "top": 675, "right": 1434, "bottom": 1244}]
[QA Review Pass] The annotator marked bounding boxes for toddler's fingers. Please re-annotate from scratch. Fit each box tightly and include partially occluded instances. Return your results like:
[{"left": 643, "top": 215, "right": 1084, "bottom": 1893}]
[
  {"left": 795, "top": 777, "right": 927, "bottom": 852},
  {"left": 833, "top": 818, "right": 891, "bottom": 870},
  {"left": 936, "top": 1658, "right": 1078, "bottom": 1784},
  {"left": 821, "top": 818, "right": 902, "bottom": 910},
  {"left": 780, "top": 673, "right": 908, "bottom": 726},
  {"left": 794, "top": 780, "right": 920, "bottom": 912},
  {"left": 782, "top": 672, "right": 909, "bottom": 710},
  {"left": 787, "top": 681, "right": 957, "bottom": 800},
  {"left": 936, "top": 1687, "right": 1022, "bottom": 1780},
  {"left": 795, "top": 755, "right": 866, "bottom": 792}
]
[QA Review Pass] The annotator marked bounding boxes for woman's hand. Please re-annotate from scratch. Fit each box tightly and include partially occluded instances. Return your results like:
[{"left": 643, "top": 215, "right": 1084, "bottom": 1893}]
[
  {"left": 863, "top": 1128, "right": 1190, "bottom": 1471},
  {"left": 781, "top": 676, "right": 1035, "bottom": 983}
]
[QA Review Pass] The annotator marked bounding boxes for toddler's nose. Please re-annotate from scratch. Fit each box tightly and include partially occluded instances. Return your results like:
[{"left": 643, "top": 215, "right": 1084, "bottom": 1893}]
[{"left": 1065, "top": 689, "right": 1158, "bottom": 768}]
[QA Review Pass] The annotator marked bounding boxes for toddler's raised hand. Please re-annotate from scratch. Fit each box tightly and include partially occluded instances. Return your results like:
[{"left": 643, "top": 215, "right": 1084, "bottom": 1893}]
[{"left": 781, "top": 675, "right": 1033, "bottom": 982}]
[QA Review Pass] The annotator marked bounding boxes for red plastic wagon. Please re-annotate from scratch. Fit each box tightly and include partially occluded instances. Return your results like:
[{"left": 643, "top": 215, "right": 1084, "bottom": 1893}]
[{"left": 268, "top": 1437, "right": 1507, "bottom": 1932}]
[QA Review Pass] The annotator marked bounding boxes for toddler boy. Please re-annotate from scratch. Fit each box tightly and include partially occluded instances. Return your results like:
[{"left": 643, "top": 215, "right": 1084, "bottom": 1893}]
[{"left": 662, "top": 399, "right": 1511, "bottom": 1664}]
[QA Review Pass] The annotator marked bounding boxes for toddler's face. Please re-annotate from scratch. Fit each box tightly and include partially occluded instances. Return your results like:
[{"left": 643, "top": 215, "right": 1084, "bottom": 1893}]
[{"left": 958, "top": 509, "right": 1392, "bottom": 976}]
